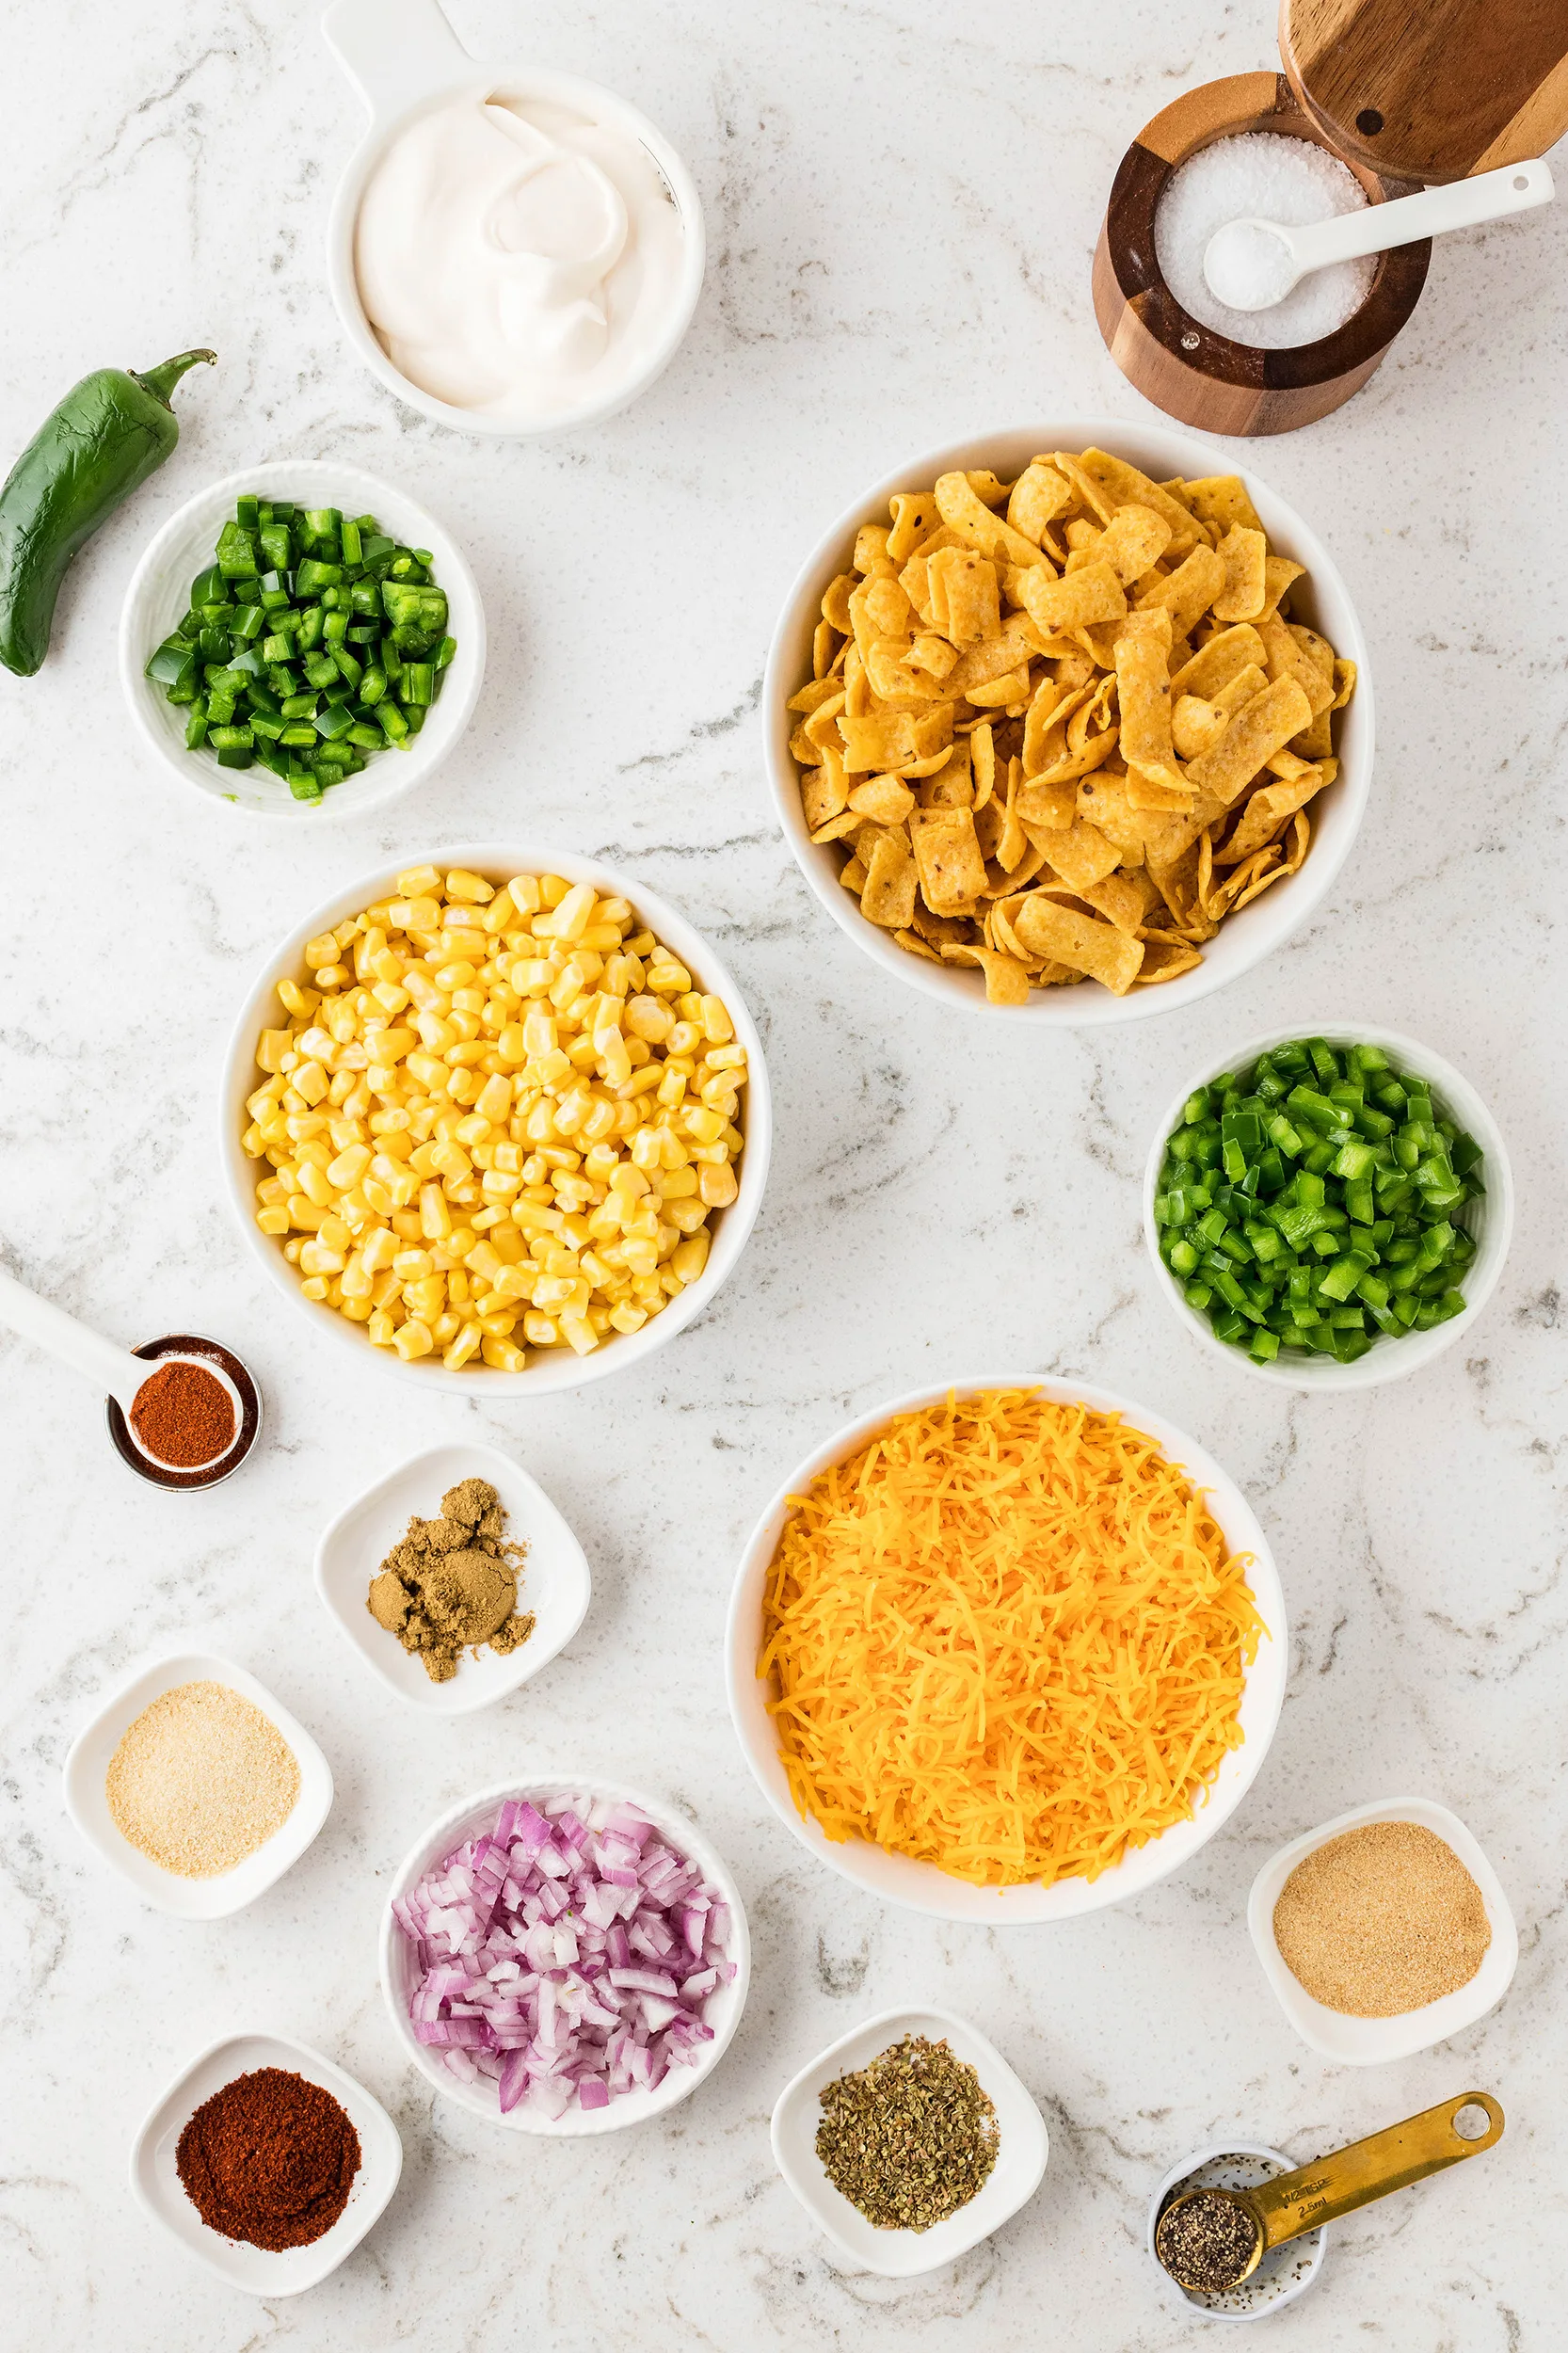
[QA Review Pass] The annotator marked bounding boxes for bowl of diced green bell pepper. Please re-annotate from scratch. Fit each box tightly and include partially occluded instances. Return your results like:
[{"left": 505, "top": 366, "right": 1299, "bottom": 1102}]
[
  {"left": 120, "top": 459, "right": 485, "bottom": 818},
  {"left": 1143, "top": 1025, "right": 1513, "bottom": 1389}
]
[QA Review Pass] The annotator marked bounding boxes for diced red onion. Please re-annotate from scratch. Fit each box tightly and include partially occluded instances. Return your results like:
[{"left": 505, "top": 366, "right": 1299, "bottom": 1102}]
[{"left": 396, "top": 1793, "right": 735, "bottom": 2119}]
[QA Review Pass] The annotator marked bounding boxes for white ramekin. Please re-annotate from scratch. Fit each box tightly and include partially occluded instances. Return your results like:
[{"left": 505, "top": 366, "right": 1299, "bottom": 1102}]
[
  {"left": 321, "top": 0, "right": 706, "bottom": 440},
  {"left": 1143, "top": 1023, "right": 1513, "bottom": 1391},
  {"left": 726, "top": 1373, "right": 1287, "bottom": 1923},
  {"left": 219, "top": 841, "right": 771, "bottom": 1396},
  {"left": 763, "top": 418, "right": 1372, "bottom": 1025},
  {"left": 120, "top": 458, "right": 485, "bottom": 822}
]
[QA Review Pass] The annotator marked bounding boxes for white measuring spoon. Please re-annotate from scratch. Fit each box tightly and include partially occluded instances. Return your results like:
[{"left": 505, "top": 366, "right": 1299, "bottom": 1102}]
[
  {"left": 1204, "top": 158, "right": 1555, "bottom": 313},
  {"left": 0, "top": 1265, "right": 249, "bottom": 1478}
]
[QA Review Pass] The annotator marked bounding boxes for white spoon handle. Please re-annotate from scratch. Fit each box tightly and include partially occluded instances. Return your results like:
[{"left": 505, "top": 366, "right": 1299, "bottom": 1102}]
[
  {"left": 1288, "top": 158, "right": 1555, "bottom": 275},
  {"left": 0, "top": 1267, "right": 148, "bottom": 1413}
]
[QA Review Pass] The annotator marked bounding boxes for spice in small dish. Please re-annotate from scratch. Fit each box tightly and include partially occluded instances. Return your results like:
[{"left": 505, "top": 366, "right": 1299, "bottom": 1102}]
[
  {"left": 1272, "top": 1819, "right": 1491, "bottom": 2015},
  {"left": 815, "top": 2035, "right": 999, "bottom": 2231},
  {"left": 176, "top": 2067, "right": 360, "bottom": 2251},
  {"left": 129, "top": 1359, "right": 236, "bottom": 1468},
  {"left": 105, "top": 1680, "right": 299, "bottom": 1877},
  {"left": 365, "top": 1475, "right": 534, "bottom": 1682}
]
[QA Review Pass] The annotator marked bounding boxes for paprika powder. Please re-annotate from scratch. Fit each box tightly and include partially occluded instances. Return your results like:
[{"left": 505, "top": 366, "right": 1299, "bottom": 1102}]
[
  {"left": 130, "top": 1359, "right": 236, "bottom": 1467},
  {"left": 176, "top": 2066, "right": 360, "bottom": 2251}
]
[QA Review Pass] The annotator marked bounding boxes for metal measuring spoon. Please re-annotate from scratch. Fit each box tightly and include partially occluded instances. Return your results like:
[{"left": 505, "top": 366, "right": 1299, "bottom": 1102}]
[
  {"left": 1156, "top": 2091, "right": 1503, "bottom": 2293},
  {"left": 0, "top": 1266, "right": 261, "bottom": 1490},
  {"left": 1204, "top": 159, "right": 1554, "bottom": 312}
]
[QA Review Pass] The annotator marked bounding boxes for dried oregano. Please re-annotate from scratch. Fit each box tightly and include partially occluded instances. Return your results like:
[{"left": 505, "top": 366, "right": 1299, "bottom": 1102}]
[{"left": 815, "top": 2035, "right": 999, "bottom": 2231}]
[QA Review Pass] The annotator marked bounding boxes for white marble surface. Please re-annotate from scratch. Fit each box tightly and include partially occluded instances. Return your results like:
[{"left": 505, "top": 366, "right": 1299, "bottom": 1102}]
[{"left": 1, "top": 2, "right": 1564, "bottom": 2346}]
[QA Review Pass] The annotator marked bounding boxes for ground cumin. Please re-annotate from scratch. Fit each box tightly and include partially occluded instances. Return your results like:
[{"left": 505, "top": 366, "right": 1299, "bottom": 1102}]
[
  {"left": 1273, "top": 1819, "right": 1491, "bottom": 2016},
  {"left": 130, "top": 1360, "right": 235, "bottom": 1467},
  {"left": 366, "top": 1476, "right": 534, "bottom": 1682},
  {"left": 177, "top": 2066, "right": 360, "bottom": 2250}
]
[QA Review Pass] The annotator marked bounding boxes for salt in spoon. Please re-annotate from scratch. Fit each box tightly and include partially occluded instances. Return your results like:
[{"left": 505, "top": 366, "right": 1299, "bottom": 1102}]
[{"left": 1204, "top": 158, "right": 1554, "bottom": 314}]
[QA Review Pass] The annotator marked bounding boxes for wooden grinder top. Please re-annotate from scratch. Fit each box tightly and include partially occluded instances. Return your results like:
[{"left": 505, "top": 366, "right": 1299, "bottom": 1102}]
[{"left": 1281, "top": 0, "right": 1568, "bottom": 183}]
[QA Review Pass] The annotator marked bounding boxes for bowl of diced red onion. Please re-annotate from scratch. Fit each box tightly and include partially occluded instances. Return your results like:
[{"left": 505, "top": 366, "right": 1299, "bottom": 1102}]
[{"left": 380, "top": 1780, "right": 751, "bottom": 2134}]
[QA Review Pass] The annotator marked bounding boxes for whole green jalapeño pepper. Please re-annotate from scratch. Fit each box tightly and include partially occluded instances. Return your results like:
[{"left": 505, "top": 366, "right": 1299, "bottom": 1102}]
[{"left": 0, "top": 347, "right": 215, "bottom": 677}]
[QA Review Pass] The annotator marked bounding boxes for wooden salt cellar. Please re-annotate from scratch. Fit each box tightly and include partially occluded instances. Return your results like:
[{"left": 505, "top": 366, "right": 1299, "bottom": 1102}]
[{"left": 1095, "top": 0, "right": 1568, "bottom": 436}]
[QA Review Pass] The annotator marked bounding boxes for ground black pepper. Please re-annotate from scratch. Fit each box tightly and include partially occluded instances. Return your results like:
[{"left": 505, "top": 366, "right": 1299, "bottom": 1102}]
[
  {"left": 176, "top": 2066, "right": 360, "bottom": 2251},
  {"left": 1156, "top": 2187, "right": 1263, "bottom": 2291},
  {"left": 814, "top": 2035, "right": 999, "bottom": 2231}
]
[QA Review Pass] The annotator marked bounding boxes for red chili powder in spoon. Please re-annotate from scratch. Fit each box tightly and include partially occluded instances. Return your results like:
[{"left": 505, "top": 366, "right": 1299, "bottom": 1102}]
[{"left": 130, "top": 1361, "right": 236, "bottom": 1468}]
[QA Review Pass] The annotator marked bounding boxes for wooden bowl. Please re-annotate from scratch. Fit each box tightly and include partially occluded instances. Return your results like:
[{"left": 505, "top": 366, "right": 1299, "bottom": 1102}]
[{"left": 1094, "top": 72, "right": 1431, "bottom": 437}]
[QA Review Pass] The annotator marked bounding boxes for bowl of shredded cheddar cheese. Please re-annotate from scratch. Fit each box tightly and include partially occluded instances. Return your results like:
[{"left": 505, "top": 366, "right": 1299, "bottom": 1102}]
[{"left": 726, "top": 1378, "right": 1287, "bottom": 1922}]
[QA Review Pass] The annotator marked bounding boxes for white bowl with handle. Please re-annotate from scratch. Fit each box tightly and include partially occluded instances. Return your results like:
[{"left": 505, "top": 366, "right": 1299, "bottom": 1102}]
[
  {"left": 1143, "top": 1024, "right": 1512, "bottom": 1390},
  {"left": 322, "top": 0, "right": 706, "bottom": 440},
  {"left": 763, "top": 418, "right": 1371, "bottom": 1024},
  {"left": 120, "top": 458, "right": 484, "bottom": 821}
]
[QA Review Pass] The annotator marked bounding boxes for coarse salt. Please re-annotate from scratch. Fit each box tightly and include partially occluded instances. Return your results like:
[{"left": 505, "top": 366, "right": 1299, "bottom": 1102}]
[{"left": 1155, "top": 132, "right": 1374, "bottom": 350}]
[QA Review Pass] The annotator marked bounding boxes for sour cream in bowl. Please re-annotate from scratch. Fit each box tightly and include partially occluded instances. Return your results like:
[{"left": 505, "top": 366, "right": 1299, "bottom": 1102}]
[{"left": 324, "top": 0, "right": 705, "bottom": 440}]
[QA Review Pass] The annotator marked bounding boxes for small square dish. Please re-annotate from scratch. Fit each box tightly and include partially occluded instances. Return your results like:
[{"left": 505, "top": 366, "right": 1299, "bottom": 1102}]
[
  {"left": 1247, "top": 1796, "right": 1518, "bottom": 2064},
  {"left": 770, "top": 2005, "right": 1048, "bottom": 2276},
  {"left": 129, "top": 2030, "right": 402, "bottom": 2294},
  {"left": 314, "top": 1441, "right": 591, "bottom": 1714},
  {"left": 62, "top": 1651, "right": 333, "bottom": 1919}
]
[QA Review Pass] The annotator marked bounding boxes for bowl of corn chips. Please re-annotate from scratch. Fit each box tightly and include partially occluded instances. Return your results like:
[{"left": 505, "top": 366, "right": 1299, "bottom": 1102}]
[
  {"left": 222, "top": 846, "right": 771, "bottom": 1393},
  {"left": 765, "top": 423, "right": 1371, "bottom": 1021}
]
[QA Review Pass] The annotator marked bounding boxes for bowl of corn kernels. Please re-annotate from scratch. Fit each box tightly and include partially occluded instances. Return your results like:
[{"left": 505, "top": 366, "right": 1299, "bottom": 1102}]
[{"left": 221, "top": 846, "right": 771, "bottom": 1392}]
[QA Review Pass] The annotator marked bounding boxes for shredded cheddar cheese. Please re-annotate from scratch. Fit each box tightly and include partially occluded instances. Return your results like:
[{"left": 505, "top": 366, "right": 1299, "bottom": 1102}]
[{"left": 759, "top": 1388, "right": 1263, "bottom": 1888}]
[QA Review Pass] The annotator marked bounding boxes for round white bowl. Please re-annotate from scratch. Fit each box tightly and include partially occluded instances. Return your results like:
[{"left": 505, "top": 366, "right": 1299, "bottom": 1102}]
[
  {"left": 1246, "top": 1795, "right": 1518, "bottom": 2065},
  {"left": 322, "top": 0, "right": 706, "bottom": 440},
  {"left": 1143, "top": 1023, "right": 1513, "bottom": 1392},
  {"left": 763, "top": 418, "right": 1372, "bottom": 1026},
  {"left": 1146, "top": 2142, "right": 1327, "bottom": 2322},
  {"left": 120, "top": 459, "right": 485, "bottom": 822},
  {"left": 220, "top": 840, "right": 771, "bottom": 1396},
  {"left": 725, "top": 1374, "right": 1288, "bottom": 1923},
  {"left": 379, "top": 1776, "right": 750, "bottom": 2134}
]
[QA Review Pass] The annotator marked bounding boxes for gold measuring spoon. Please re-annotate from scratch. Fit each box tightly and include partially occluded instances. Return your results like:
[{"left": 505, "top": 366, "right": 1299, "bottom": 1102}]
[{"left": 1156, "top": 2092, "right": 1503, "bottom": 2294}]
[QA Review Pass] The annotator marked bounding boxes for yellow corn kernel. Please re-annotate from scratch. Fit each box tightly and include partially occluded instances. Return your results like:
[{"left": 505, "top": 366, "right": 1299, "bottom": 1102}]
[
  {"left": 415, "top": 1182, "right": 450, "bottom": 1241},
  {"left": 405, "top": 894, "right": 441, "bottom": 931},
  {"left": 684, "top": 1104, "right": 726, "bottom": 1145},
  {"left": 663, "top": 1197, "right": 707, "bottom": 1236},
  {"left": 559, "top": 1311, "right": 600, "bottom": 1356},
  {"left": 242, "top": 1123, "right": 268, "bottom": 1159},
  {"left": 341, "top": 1296, "right": 375, "bottom": 1323},
  {"left": 299, "top": 1240, "right": 346, "bottom": 1278},
  {"left": 256, "top": 1204, "right": 291, "bottom": 1236},
  {"left": 367, "top": 1310, "right": 397, "bottom": 1348},
  {"left": 481, "top": 1335, "right": 527, "bottom": 1371},
  {"left": 699, "top": 1161, "right": 738, "bottom": 1209},
  {"left": 430, "top": 1311, "right": 460, "bottom": 1346},
  {"left": 304, "top": 933, "right": 340, "bottom": 968},
  {"left": 443, "top": 1322, "right": 485, "bottom": 1369},
  {"left": 621, "top": 1238, "right": 659, "bottom": 1278},
  {"left": 551, "top": 882, "right": 597, "bottom": 940},
  {"left": 656, "top": 1165, "right": 699, "bottom": 1199},
  {"left": 299, "top": 1274, "right": 330, "bottom": 1302},
  {"left": 256, "top": 1029, "right": 293, "bottom": 1074},
  {"left": 505, "top": 874, "right": 541, "bottom": 915},
  {"left": 393, "top": 1317, "right": 436, "bottom": 1360},
  {"left": 522, "top": 1311, "right": 559, "bottom": 1347},
  {"left": 646, "top": 958, "right": 691, "bottom": 996},
  {"left": 656, "top": 1067, "right": 687, "bottom": 1109},
  {"left": 446, "top": 868, "right": 494, "bottom": 904},
  {"left": 470, "top": 1071, "right": 508, "bottom": 1124},
  {"left": 397, "top": 865, "right": 442, "bottom": 897},
  {"left": 317, "top": 1212, "right": 353, "bottom": 1252},
  {"left": 665, "top": 1021, "right": 702, "bottom": 1058},
  {"left": 405, "top": 1276, "right": 446, "bottom": 1321},
  {"left": 295, "top": 1160, "right": 330, "bottom": 1208},
  {"left": 608, "top": 1302, "right": 648, "bottom": 1335},
  {"left": 327, "top": 1143, "right": 372, "bottom": 1190},
  {"left": 340, "top": 1254, "right": 374, "bottom": 1300}
]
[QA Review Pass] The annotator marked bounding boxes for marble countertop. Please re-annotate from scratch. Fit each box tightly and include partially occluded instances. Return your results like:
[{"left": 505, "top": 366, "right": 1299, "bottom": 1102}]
[{"left": 2, "top": 1, "right": 1564, "bottom": 2345}]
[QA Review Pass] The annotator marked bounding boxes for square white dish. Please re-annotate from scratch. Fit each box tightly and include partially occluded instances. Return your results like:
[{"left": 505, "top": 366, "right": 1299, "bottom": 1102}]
[
  {"left": 129, "top": 2030, "right": 402, "bottom": 2294},
  {"left": 62, "top": 1651, "right": 333, "bottom": 1918},
  {"left": 770, "top": 2005, "right": 1048, "bottom": 2276},
  {"left": 1247, "top": 1796, "right": 1518, "bottom": 2063},
  {"left": 314, "top": 1441, "right": 591, "bottom": 1714}
]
